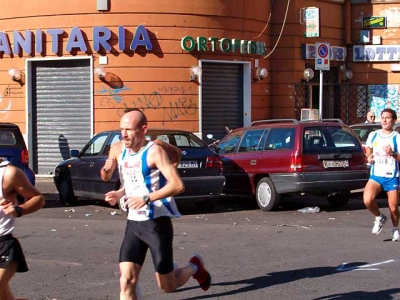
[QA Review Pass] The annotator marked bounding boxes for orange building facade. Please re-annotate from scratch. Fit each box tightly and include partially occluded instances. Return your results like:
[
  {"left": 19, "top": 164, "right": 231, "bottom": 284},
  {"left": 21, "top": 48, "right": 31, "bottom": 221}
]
[
  {"left": 0, "top": 0, "right": 270, "bottom": 174},
  {"left": 0, "top": 0, "right": 399, "bottom": 174},
  {"left": 271, "top": 0, "right": 400, "bottom": 125}
]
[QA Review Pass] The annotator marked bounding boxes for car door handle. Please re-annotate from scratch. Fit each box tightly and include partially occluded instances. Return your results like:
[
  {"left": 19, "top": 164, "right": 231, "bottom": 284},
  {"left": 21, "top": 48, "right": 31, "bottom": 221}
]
[
  {"left": 250, "top": 160, "right": 257, "bottom": 165},
  {"left": 90, "top": 162, "right": 95, "bottom": 167}
]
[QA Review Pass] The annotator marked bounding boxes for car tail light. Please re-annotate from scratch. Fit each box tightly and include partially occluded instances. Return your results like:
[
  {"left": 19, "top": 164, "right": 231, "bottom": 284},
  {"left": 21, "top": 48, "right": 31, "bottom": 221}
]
[
  {"left": 290, "top": 152, "right": 302, "bottom": 172},
  {"left": 21, "top": 149, "right": 29, "bottom": 164},
  {"left": 206, "top": 156, "right": 223, "bottom": 171}
]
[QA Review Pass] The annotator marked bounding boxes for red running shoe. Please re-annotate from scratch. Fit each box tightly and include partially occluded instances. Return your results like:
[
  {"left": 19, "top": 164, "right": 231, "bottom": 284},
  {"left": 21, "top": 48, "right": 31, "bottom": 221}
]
[{"left": 189, "top": 254, "right": 211, "bottom": 291}]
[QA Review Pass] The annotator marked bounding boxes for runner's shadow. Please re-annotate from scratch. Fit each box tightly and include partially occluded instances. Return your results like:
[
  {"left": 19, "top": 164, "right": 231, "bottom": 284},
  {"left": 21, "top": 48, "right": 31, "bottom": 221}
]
[
  {"left": 313, "top": 288, "right": 400, "bottom": 300},
  {"left": 177, "top": 264, "right": 368, "bottom": 299}
]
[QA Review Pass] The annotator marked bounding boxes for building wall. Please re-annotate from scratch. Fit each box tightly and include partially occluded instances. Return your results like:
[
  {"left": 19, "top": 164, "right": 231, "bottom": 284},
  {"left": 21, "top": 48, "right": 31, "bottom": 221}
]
[
  {"left": 0, "top": 0, "right": 270, "bottom": 135},
  {"left": 351, "top": 2, "right": 396, "bottom": 83},
  {"left": 348, "top": 2, "right": 400, "bottom": 120},
  {"left": 270, "top": 0, "right": 347, "bottom": 118}
]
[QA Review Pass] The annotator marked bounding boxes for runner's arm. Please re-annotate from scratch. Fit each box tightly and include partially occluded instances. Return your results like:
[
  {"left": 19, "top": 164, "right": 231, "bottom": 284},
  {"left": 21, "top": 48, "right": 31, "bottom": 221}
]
[
  {"left": 101, "top": 141, "right": 122, "bottom": 181},
  {"left": 153, "top": 139, "right": 182, "bottom": 168}
]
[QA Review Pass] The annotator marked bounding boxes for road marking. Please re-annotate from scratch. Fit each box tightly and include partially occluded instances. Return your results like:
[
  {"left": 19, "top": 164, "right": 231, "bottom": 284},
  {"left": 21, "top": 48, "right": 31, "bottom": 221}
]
[{"left": 336, "top": 259, "right": 394, "bottom": 271}]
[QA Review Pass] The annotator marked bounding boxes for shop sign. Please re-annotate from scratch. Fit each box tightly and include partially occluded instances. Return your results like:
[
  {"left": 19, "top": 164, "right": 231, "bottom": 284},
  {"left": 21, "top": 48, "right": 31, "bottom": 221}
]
[
  {"left": 181, "top": 36, "right": 266, "bottom": 55},
  {"left": 353, "top": 45, "right": 400, "bottom": 62},
  {"left": 302, "top": 44, "right": 346, "bottom": 61},
  {"left": 0, "top": 25, "right": 153, "bottom": 56},
  {"left": 302, "top": 7, "right": 320, "bottom": 38},
  {"left": 362, "top": 16, "right": 387, "bottom": 28}
]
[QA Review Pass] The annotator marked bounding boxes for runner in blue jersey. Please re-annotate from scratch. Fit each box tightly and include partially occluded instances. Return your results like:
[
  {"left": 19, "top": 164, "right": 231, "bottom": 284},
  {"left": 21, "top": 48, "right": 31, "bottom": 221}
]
[
  {"left": 364, "top": 108, "right": 400, "bottom": 241},
  {"left": 104, "top": 109, "right": 211, "bottom": 300}
]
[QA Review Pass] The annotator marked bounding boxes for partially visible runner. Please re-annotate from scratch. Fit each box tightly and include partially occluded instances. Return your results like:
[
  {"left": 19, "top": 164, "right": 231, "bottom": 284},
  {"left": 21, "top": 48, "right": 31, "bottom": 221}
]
[
  {"left": 364, "top": 108, "right": 400, "bottom": 241},
  {"left": 103, "top": 109, "right": 211, "bottom": 300},
  {"left": 365, "top": 110, "right": 376, "bottom": 123},
  {"left": 101, "top": 109, "right": 182, "bottom": 183},
  {"left": 101, "top": 139, "right": 181, "bottom": 180},
  {"left": 0, "top": 160, "right": 45, "bottom": 300}
]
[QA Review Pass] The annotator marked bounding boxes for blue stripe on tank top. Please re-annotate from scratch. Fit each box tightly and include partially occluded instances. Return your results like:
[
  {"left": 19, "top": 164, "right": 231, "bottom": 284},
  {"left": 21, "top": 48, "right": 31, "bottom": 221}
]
[
  {"left": 158, "top": 173, "right": 177, "bottom": 215},
  {"left": 370, "top": 132, "right": 378, "bottom": 176},
  {"left": 140, "top": 142, "right": 176, "bottom": 218},
  {"left": 162, "top": 198, "right": 176, "bottom": 215},
  {"left": 141, "top": 147, "right": 155, "bottom": 219},
  {"left": 394, "top": 135, "right": 398, "bottom": 177},
  {"left": 142, "top": 148, "right": 152, "bottom": 191},
  {"left": 148, "top": 201, "right": 154, "bottom": 219},
  {"left": 121, "top": 148, "right": 127, "bottom": 160}
]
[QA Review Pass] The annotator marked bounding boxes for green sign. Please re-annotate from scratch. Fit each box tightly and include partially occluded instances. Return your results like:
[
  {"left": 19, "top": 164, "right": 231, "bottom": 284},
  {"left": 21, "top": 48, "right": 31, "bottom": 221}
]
[
  {"left": 181, "top": 36, "right": 266, "bottom": 55},
  {"left": 362, "top": 16, "right": 387, "bottom": 28}
]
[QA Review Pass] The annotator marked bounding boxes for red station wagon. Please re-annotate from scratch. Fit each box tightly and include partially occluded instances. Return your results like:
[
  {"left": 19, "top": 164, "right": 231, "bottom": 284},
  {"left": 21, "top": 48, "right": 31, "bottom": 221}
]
[{"left": 215, "top": 119, "right": 369, "bottom": 211}]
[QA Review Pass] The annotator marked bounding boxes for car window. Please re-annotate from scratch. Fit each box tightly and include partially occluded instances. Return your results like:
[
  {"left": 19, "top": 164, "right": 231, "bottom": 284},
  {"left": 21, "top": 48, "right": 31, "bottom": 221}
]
[
  {"left": 238, "top": 129, "right": 265, "bottom": 152},
  {"left": 145, "top": 133, "right": 206, "bottom": 148},
  {"left": 350, "top": 125, "right": 381, "bottom": 143},
  {"left": 257, "top": 129, "right": 269, "bottom": 150},
  {"left": 110, "top": 134, "right": 121, "bottom": 145},
  {"left": 175, "top": 134, "right": 204, "bottom": 147},
  {"left": 265, "top": 128, "right": 295, "bottom": 150},
  {"left": 215, "top": 130, "right": 244, "bottom": 154},
  {"left": 82, "top": 133, "right": 109, "bottom": 156},
  {"left": 103, "top": 133, "right": 122, "bottom": 156},
  {"left": 303, "top": 126, "right": 361, "bottom": 154},
  {"left": 0, "top": 130, "right": 16, "bottom": 146}
]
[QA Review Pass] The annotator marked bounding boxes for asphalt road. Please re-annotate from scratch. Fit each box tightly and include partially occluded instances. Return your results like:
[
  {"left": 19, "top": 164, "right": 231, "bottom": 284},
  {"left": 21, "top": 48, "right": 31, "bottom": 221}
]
[{"left": 8, "top": 178, "right": 400, "bottom": 300}]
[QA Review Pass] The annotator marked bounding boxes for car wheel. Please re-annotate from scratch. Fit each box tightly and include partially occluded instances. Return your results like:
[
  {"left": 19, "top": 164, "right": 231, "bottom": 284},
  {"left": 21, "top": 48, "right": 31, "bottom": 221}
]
[
  {"left": 195, "top": 197, "right": 218, "bottom": 213},
  {"left": 327, "top": 191, "right": 350, "bottom": 208},
  {"left": 256, "top": 178, "right": 281, "bottom": 211},
  {"left": 58, "top": 178, "right": 77, "bottom": 205}
]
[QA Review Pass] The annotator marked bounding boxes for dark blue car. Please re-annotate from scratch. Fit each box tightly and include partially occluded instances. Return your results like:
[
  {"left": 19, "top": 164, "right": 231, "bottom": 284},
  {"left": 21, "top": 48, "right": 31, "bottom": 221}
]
[
  {"left": 53, "top": 129, "right": 226, "bottom": 212},
  {"left": 0, "top": 123, "right": 36, "bottom": 188}
]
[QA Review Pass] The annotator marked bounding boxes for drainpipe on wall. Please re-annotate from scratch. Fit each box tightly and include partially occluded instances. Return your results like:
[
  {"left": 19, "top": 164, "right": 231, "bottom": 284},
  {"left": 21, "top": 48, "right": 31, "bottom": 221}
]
[
  {"left": 345, "top": 0, "right": 352, "bottom": 45},
  {"left": 345, "top": 0, "right": 352, "bottom": 125}
]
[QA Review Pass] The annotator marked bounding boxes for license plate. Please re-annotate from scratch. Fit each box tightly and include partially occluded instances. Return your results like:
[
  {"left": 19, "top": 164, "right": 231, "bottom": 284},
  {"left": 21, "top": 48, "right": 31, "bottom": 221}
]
[
  {"left": 323, "top": 160, "right": 349, "bottom": 168},
  {"left": 178, "top": 161, "right": 198, "bottom": 168}
]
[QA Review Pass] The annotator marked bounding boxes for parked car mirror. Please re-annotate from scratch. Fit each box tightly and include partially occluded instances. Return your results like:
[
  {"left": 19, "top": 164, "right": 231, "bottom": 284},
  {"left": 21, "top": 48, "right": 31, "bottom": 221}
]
[{"left": 70, "top": 150, "right": 80, "bottom": 157}]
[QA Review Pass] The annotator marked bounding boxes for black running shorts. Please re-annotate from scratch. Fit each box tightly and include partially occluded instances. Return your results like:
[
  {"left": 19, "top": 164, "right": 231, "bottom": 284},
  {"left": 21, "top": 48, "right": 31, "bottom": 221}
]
[
  {"left": 119, "top": 217, "right": 174, "bottom": 275},
  {"left": 0, "top": 234, "right": 28, "bottom": 272}
]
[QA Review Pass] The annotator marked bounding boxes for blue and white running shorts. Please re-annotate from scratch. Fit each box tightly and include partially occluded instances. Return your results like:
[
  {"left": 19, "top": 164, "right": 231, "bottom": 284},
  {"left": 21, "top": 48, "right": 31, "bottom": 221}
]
[{"left": 370, "top": 175, "right": 399, "bottom": 192}]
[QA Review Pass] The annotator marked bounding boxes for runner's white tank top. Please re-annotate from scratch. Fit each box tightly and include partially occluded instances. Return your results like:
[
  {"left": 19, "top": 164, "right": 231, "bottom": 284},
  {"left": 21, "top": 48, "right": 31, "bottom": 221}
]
[
  {"left": 366, "top": 129, "right": 400, "bottom": 178},
  {"left": 118, "top": 141, "right": 181, "bottom": 221},
  {"left": 0, "top": 161, "right": 14, "bottom": 236}
]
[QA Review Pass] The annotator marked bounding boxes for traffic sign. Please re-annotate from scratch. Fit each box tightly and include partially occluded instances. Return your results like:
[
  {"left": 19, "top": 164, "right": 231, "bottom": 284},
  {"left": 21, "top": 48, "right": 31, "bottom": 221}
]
[{"left": 315, "top": 42, "right": 330, "bottom": 71}]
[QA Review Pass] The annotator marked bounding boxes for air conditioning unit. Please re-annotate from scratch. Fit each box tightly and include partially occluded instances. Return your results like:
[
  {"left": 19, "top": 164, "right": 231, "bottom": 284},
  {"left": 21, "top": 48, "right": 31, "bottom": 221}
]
[{"left": 301, "top": 109, "right": 319, "bottom": 121}]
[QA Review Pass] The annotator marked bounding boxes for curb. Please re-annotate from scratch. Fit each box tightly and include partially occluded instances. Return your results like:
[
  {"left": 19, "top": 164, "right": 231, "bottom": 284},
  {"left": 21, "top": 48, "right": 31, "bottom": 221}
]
[{"left": 36, "top": 176, "right": 54, "bottom": 183}]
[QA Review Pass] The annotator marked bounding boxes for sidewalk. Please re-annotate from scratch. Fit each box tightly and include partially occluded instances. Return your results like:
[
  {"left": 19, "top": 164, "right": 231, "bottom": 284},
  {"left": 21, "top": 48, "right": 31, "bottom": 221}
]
[{"left": 36, "top": 175, "right": 58, "bottom": 201}]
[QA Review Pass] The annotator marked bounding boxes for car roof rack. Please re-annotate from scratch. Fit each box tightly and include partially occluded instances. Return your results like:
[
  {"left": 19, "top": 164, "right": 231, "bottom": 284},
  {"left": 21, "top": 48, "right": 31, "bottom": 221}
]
[
  {"left": 251, "top": 119, "right": 299, "bottom": 126},
  {"left": 300, "top": 118, "right": 344, "bottom": 124},
  {"left": 320, "top": 118, "right": 344, "bottom": 124}
]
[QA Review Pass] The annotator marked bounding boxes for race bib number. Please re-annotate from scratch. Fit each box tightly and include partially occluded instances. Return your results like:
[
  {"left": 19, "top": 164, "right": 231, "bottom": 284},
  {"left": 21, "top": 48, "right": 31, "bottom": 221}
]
[
  {"left": 373, "top": 156, "right": 397, "bottom": 178},
  {"left": 376, "top": 156, "right": 395, "bottom": 166}
]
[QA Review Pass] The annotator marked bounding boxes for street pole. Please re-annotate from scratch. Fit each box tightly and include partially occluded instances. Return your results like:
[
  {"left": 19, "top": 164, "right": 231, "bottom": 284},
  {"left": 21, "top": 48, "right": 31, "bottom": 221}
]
[
  {"left": 319, "top": 70, "right": 323, "bottom": 120},
  {"left": 346, "top": 81, "right": 349, "bottom": 124},
  {"left": 315, "top": 42, "right": 330, "bottom": 120}
]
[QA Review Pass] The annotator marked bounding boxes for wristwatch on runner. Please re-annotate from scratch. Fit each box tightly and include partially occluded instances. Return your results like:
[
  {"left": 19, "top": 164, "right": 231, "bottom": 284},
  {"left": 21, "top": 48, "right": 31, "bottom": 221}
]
[{"left": 142, "top": 195, "right": 150, "bottom": 205}]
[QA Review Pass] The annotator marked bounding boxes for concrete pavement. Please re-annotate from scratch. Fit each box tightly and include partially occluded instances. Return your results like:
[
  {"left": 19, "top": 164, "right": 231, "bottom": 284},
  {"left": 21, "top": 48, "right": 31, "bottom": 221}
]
[{"left": 36, "top": 175, "right": 59, "bottom": 201}]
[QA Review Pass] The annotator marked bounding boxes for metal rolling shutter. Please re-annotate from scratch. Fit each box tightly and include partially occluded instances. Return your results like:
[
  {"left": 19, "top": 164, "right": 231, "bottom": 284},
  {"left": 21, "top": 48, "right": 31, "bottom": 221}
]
[
  {"left": 201, "top": 62, "right": 243, "bottom": 142},
  {"left": 32, "top": 59, "right": 91, "bottom": 174}
]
